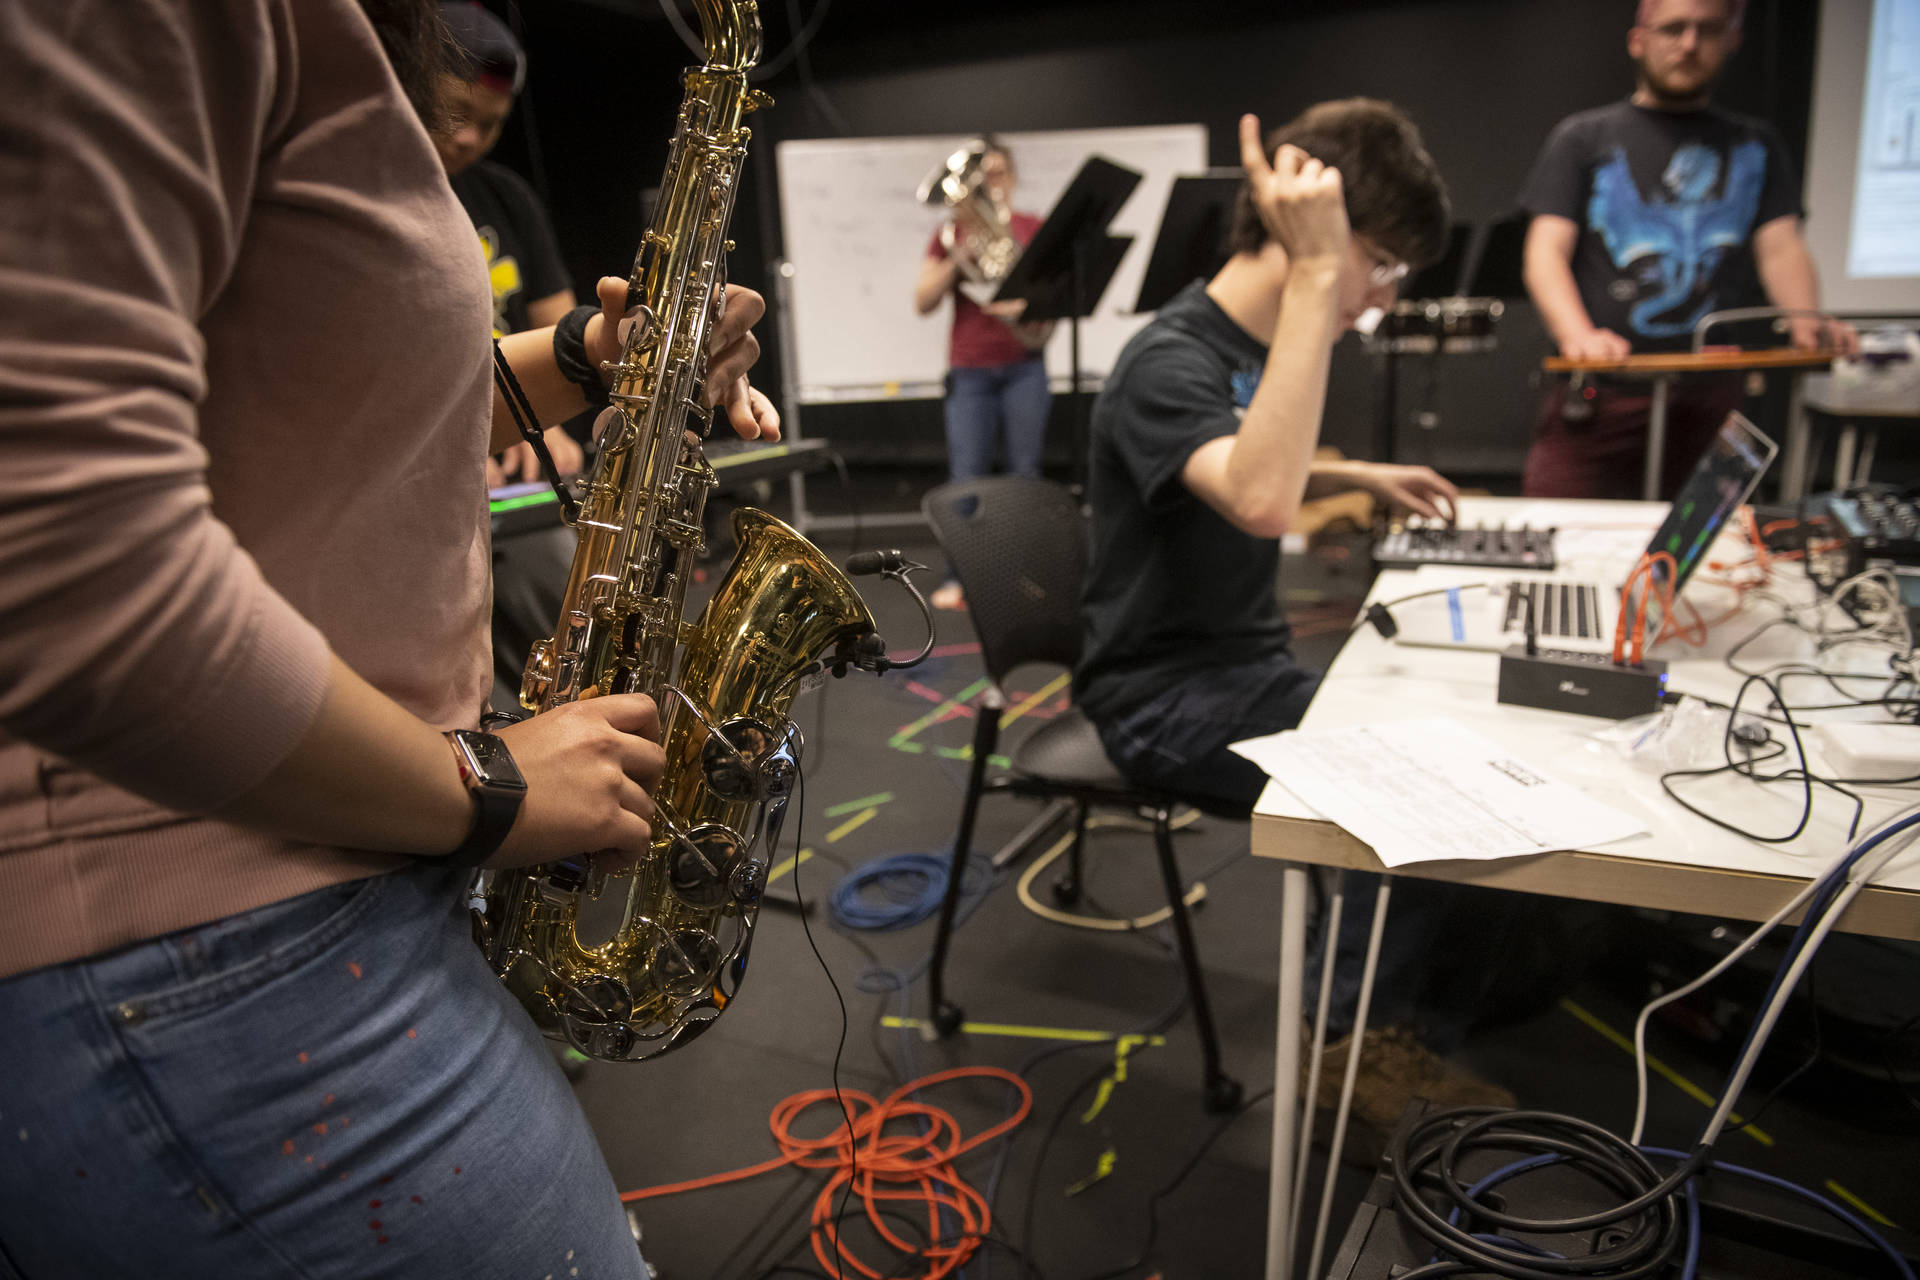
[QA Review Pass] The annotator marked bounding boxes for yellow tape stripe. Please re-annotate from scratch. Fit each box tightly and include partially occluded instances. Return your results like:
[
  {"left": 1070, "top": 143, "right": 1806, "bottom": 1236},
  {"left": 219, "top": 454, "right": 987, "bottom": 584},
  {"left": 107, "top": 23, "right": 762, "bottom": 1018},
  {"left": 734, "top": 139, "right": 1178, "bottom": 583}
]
[
  {"left": 1557, "top": 999, "right": 1773, "bottom": 1147},
  {"left": 825, "top": 807, "right": 878, "bottom": 843},
  {"left": 880, "top": 1015, "right": 1166, "bottom": 1046},
  {"left": 1000, "top": 673, "right": 1070, "bottom": 729},
  {"left": 766, "top": 848, "right": 813, "bottom": 884},
  {"left": 1825, "top": 1179, "right": 1901, "bottom": 1229}
]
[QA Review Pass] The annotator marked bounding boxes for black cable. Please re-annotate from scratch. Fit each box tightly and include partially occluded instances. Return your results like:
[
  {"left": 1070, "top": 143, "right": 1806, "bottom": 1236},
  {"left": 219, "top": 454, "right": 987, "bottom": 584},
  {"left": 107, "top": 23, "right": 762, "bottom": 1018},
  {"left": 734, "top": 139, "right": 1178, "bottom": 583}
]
[
  {"left": 875, "top": 1234, "right": 1046, "bottom": 1280},
  {"left": 977, "top": 985, "right": 1190, "bottom": 1280},
  {"left": 1733, "top": 952, "right": 1822, "bottom": 1133},
  {"left": 1019, "top": 1057, "right": 1118, "bottom": 1269},
  {"left": 782, "top": 0, "right": 849, "bottom": 134},
  {"left": 823, "top": 447, "right": 863, "bottom": 565},
  {"left": 1072, "top": 1087, "right": 1276, "bottom": 1280},
  {"left": 754, "top": 0, "right": 834, "bottom": 81},
  {"left": 1881, "top": 1011, "right": 1920, "bottom": 1118},
  {"left": 1659, "top": 673, "right": 1850, "bottom": 843},
  {"left": 1385, "top": 1108, "right": 1703, "bottom": 1280},
  {"left": 786, "top": 766, "right": 854, "bottom": 1280}
]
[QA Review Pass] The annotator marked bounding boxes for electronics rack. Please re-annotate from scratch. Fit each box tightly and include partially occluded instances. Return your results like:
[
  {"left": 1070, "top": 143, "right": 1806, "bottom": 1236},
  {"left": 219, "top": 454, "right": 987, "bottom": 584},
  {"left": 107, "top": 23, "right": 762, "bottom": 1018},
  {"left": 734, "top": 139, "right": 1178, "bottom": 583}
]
[{"left": 1373, "top": 521, "right": 1557, "bottom": 571}]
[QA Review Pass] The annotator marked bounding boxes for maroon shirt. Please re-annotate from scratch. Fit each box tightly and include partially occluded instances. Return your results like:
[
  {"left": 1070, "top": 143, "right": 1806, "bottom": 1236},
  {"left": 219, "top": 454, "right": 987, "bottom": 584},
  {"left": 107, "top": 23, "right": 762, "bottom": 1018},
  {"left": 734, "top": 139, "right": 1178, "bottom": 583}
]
[{"left": 927, "top": 211, "right": 1044, "bottom": 369}]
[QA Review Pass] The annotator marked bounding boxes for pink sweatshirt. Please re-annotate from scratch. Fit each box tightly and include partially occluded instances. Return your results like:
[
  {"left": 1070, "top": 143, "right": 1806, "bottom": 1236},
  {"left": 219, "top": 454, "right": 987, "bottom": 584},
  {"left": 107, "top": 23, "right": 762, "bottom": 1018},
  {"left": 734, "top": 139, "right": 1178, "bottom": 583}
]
[{"left": 0, "top": 0, "right": 496, "bottom": 977}]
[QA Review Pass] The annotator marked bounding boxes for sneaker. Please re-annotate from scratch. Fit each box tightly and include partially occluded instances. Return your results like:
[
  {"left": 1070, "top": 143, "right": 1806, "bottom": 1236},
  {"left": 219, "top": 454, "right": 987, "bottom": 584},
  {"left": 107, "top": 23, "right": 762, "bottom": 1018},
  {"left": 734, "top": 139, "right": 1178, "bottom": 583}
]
[
  {"left": 1309, "top": 1024, "right": 1515, "bottom": 1137},
  {"left": 929, "top": 580, "right": 966, "bottom": 611}
]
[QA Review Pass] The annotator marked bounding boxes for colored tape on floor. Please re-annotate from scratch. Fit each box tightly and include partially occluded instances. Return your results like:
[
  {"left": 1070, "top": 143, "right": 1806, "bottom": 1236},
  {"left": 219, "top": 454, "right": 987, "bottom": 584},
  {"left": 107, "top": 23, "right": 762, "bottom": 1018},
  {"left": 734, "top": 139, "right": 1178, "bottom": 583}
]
[
  {"left": 824, "top": 792, "right": 893, "bottom": 818},
  {"left": 891, "top": 677, "right": 990, "bottom": 747},
  {"left": 881, "top": 1015, "right": 1166, "bottom": 1047},
  {"left": 999, "top": 673, "right": 1070, "bottom": 729},
  {"left": 766, "top": 848, "right": 813, "bottom": 884},
  {"left": 1825, "top": 1179, "right": 1901, "bottom": 1229},
  {"left": 825, "top": 807, "right": 878, "bottom": 843}
]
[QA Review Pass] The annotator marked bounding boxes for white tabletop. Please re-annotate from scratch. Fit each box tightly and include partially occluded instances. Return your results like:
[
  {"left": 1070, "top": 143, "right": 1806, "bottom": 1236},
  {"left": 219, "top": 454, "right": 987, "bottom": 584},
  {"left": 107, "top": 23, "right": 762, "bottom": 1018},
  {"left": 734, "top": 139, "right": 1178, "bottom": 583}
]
[{"left": 1254, "top": 497, "right": 1920, "bottom": 903}]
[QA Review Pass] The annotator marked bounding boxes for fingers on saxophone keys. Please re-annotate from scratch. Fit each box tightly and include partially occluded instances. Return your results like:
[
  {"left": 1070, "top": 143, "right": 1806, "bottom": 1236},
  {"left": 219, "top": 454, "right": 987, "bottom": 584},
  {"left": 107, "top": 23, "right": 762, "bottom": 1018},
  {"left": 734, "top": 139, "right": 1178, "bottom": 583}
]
[{"left": 617, "top": 302, "right": 652, "bottom": 348}]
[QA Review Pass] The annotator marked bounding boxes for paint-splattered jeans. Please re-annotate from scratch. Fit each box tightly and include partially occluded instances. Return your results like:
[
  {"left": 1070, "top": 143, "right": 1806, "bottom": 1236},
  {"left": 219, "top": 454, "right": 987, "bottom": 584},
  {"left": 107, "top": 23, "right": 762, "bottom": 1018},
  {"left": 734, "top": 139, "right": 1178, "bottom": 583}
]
[{"left": 0, "top": 863, "right": 646, "bottom": 1280}]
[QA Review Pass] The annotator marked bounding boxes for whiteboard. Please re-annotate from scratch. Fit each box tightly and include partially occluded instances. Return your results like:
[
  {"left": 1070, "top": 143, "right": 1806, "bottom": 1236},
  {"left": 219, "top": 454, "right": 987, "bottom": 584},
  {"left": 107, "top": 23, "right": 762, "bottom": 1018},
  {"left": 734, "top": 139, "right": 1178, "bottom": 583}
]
[{"left": 776, "top": 124, "right": 1210, "bottom": 403}]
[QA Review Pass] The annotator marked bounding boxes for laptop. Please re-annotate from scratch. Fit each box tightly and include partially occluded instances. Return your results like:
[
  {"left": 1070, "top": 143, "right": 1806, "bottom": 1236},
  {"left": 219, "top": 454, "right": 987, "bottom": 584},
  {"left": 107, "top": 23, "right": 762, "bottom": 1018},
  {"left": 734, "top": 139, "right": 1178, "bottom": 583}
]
[{"left": 1392, "top": 413, "right": 1779, "bottom": 653}]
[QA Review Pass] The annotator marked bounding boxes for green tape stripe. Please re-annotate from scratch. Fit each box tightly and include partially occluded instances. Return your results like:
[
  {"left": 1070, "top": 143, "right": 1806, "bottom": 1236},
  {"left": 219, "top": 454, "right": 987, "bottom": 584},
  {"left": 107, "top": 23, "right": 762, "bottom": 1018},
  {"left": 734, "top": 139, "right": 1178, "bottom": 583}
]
[
  {"left": 824, "top": 792, "right": 893, "bottom": 817},
  {"left": 889, "top": 677, "right": 990, "bottom": 748}
]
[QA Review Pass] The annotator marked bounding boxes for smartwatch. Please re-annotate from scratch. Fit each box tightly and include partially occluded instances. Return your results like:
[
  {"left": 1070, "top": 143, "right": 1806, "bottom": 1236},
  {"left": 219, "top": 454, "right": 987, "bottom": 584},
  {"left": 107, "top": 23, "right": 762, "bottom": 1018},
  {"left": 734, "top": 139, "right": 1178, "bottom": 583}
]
[{"left": 443, "top": 729, "right": 528, "bottom": 869}]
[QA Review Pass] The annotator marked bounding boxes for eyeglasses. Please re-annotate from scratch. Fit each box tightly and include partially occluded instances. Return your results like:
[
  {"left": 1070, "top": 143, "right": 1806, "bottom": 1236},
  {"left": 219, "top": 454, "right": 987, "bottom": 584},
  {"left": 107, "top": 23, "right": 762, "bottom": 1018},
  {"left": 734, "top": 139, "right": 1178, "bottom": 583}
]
[
  {"left": 1647, "top": 18, "right": 1732, "bottom": 40},
  {"left": 1367, "top": 255, "right": 1410, "bottom": 289}
]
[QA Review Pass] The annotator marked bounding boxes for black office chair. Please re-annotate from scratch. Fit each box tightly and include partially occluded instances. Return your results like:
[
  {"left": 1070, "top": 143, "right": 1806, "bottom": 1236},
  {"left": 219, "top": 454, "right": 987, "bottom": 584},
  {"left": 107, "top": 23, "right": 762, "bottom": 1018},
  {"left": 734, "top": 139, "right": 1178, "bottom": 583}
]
[{"left": 920, "top": 475, "right": 1243, "bottom": 1113}]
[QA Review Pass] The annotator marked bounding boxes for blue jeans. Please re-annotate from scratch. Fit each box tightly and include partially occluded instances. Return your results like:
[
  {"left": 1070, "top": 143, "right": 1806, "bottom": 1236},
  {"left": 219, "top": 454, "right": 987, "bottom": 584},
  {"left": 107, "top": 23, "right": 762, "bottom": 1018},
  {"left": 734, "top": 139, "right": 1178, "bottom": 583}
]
[
  {"left": 943, "top": 358, "right": 1051, "bottom": 482},
  {"left": 0, "top": 865, "right": 645, "bottom": 1280},
  {"left": 1092, "top": 655, "right": 1322, "bottom": 814},
  {"left": 1092, "top": 656, "right": 1530, "bottom": 1052}
]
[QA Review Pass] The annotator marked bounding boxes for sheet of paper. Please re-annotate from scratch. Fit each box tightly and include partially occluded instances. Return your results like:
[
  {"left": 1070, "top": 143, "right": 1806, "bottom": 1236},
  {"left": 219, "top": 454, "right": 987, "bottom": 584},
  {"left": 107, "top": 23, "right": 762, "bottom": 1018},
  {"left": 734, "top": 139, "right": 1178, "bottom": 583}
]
[{"left": 1232, "top": 718, "right": 1648, "bottom": 868}]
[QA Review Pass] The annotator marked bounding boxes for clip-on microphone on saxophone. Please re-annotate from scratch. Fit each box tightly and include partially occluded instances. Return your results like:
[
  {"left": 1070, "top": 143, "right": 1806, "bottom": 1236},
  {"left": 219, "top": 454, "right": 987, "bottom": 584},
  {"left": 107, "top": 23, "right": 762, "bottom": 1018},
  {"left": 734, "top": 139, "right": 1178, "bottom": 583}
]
[{"left": 842, "top": 548, "right": 937, "bottom": 672}]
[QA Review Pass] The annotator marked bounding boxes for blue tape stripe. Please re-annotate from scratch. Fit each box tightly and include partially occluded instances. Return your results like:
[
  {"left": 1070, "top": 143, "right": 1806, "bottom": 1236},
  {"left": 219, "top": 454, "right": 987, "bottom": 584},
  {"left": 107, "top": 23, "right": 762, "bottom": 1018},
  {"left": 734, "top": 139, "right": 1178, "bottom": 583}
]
[{"left": 1447, "top": 588, "right": 1464, "bottom": 643}]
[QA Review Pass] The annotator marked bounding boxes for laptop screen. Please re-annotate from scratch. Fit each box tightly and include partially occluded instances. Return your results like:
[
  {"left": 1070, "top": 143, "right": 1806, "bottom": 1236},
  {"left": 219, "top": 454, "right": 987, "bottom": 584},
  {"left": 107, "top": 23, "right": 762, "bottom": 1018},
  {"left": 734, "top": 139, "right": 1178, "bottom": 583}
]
[{"left": 1642, "top": 411, "right": 1779, "bottom": 599}]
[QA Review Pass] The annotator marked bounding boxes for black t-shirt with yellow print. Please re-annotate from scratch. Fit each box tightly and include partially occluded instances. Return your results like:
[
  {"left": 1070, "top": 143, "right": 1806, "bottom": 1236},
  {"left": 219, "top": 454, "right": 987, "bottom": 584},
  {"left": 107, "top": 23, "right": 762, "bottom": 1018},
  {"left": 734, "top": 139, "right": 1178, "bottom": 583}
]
[{"left": 448, "top": 159, "right": 570, "bottom": 337}]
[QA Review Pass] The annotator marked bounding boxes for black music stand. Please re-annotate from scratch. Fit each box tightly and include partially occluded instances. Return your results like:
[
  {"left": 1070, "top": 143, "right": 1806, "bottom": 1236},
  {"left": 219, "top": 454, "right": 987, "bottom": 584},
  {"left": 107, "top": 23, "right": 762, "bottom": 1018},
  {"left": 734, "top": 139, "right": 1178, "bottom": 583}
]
[
  {"left": 1464, "top": 210, "right": 1529, "bottom": 301},
  {"left": 1373, "top": 222, "right": 1475, "bottom": 462},
  {"left": 1133, "top": 171, "right": 1243, "bottom": 314},
  {"left": 993, "top": 155, "right": 1142, "bottom": 494}
]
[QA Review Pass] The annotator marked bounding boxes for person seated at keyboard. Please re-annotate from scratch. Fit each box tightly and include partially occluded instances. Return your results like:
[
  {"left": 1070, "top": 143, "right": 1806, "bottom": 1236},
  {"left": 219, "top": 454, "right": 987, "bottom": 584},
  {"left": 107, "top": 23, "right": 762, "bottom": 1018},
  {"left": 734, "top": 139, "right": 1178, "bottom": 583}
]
[{"left": 1077, "top": 99, "right": 1530, "bottom": 1141}]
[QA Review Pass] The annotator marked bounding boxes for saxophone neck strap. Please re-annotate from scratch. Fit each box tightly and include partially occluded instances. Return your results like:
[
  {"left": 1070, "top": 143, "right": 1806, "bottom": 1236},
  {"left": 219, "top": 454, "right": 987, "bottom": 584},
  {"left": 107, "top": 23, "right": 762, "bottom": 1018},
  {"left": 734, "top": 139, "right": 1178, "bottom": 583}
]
[{"left": 491, "top": 338, "right": 581, "bottom": 526}]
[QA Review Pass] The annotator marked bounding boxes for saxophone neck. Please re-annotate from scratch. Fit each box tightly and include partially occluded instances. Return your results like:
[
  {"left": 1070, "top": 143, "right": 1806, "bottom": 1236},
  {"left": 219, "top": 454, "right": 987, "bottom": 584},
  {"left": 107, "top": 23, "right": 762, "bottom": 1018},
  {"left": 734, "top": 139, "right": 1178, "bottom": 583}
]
[{"left": 690, "top": 0, "right": 763, "bottom": 72}]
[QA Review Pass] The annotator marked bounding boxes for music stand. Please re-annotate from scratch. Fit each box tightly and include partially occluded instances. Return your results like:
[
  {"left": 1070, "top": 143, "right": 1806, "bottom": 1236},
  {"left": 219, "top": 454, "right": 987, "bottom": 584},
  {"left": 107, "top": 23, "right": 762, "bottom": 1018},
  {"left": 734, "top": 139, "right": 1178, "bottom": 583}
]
[
  {"left": 1133, "top": 171, "right": 1243, "bottom": 314},
  {"left": 993, "top": 155, "right": 1143, "bottom": 493},
  {"left": 1402, "top": 223, "right": 1472, "bottom": 301},
  {"left": 1372, "top": 222, "right": 1475, "bottom": 462},
  {"left": 1464, "top": 210, "right": 1529, "bottom": 300}
]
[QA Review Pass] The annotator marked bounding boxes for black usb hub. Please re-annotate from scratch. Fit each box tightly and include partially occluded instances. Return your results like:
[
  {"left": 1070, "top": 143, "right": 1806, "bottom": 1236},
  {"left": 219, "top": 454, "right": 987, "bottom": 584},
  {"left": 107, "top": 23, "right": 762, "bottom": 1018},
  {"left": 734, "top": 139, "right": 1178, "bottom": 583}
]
[{"left": 1496, "top": 645, "right": 1668, "bottom": 720}]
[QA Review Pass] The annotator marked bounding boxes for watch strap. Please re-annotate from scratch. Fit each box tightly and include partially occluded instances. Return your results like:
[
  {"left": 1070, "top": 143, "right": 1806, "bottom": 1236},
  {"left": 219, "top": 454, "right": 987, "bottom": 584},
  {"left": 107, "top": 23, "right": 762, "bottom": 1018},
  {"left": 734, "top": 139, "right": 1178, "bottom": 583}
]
[{"left": 443, "top": 730, "right": 525, "bottom": 870}]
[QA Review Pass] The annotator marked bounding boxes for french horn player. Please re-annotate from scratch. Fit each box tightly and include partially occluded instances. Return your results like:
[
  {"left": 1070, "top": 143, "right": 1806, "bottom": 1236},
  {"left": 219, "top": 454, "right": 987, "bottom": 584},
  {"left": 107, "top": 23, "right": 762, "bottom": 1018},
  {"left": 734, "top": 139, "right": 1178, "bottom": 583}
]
[{"left": 913, "top": 136, "right": 1057, "bottom": 611}]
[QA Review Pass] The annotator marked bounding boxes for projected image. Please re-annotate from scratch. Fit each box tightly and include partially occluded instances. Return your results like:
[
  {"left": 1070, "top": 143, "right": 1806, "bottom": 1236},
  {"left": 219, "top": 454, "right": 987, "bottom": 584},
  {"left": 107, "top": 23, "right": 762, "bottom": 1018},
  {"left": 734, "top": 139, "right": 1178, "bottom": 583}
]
[{"left": 1851, "top": 0, "right": 1920, "bottom": 277}]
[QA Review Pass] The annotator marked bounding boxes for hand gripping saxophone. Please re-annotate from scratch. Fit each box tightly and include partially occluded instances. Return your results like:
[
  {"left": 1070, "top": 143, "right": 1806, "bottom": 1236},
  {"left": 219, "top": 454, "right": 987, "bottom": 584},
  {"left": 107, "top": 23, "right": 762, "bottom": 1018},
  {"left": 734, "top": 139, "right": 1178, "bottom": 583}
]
[{"left": 472, "top": 0, "right": 906, "bottom": 1062}]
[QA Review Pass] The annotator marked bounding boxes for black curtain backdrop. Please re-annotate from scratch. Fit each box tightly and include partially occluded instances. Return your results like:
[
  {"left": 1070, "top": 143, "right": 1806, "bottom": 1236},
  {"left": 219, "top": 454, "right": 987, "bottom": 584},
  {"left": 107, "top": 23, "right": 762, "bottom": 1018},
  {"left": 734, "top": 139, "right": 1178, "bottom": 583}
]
[{"left": 481, "top": 0, "right": 1819, "bottom": 482}]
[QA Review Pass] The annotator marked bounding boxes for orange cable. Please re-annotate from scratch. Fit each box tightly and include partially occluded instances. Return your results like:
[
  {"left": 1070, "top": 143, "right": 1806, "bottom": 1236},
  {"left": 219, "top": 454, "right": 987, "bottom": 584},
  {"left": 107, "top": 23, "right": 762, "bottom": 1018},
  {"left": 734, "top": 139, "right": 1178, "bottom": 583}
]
[{"left": 620, "top": 1065, "right": 1033, "bottom": 1280}]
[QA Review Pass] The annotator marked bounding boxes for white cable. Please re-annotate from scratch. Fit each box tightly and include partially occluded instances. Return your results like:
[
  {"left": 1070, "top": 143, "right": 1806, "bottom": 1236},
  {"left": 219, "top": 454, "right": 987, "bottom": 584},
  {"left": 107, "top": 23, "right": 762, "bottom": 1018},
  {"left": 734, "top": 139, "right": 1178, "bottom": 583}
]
[
  {"left": 1700, "top": 817, "right": 1920, "bottom": 1145},
  {"left": 1627, "top": 872, "right": 1822, "bottom": 1145},
  {"left": 1013, "top": 811, "right": 1204, "bottom": 932},
  {"left": 1631, "top": 799, "right": 1920, "bottom": 1144}
]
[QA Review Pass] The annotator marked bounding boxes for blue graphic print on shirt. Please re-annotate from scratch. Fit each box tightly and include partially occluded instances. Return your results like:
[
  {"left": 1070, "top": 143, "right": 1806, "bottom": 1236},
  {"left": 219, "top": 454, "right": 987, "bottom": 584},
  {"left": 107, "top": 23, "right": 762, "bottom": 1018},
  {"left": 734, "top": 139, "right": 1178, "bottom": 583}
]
[
  {"left": 1230, "top": 365, "right": 1261, "bottom": 410},
  {"left": 1586, "top": 139, "right": 1766, "bottom": 340}
]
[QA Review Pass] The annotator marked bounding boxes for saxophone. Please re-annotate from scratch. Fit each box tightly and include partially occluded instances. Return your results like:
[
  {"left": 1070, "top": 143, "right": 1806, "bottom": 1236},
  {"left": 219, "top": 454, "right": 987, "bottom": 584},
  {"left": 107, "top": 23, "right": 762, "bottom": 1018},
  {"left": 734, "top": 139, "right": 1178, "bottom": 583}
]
[{"left": 473, "top": 0, "right": 885, "bottom": 1062}]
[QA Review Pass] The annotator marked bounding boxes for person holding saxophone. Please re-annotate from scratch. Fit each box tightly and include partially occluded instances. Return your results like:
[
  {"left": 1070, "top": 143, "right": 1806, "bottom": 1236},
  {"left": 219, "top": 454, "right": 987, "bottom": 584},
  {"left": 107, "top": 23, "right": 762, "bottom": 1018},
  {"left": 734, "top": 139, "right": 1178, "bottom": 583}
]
[{"left": 0, "top": 1, "right": 772, "bottom": 1275}]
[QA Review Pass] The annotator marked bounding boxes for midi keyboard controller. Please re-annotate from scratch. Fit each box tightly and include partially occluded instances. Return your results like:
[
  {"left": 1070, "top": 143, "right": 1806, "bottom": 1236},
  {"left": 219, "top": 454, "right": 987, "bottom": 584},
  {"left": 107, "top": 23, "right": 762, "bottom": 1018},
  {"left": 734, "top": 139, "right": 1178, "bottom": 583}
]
[{"left": 1373, "top": 521, "right": 1557, "bottom": 571}]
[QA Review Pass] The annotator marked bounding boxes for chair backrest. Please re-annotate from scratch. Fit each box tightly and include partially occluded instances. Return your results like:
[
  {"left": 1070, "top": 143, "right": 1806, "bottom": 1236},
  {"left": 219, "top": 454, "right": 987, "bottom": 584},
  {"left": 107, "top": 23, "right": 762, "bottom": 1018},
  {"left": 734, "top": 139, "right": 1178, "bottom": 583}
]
[{"left": 921, "top": 476, "right": 1087, "bottom": 683}]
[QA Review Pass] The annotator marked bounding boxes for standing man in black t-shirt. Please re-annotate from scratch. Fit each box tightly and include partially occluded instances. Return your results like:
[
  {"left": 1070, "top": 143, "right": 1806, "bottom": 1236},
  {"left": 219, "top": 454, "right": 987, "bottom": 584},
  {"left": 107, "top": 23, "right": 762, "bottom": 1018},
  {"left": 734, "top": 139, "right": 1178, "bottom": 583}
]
[
  {"left": 436, "top": 1, "right": 585, "bottom": 486},
  {"left": 1518, "top": 0, "right": 1857, "bottom": 498},
  {"left": 1080, "top": 100, "right": 1521, "bottom": 1136}
]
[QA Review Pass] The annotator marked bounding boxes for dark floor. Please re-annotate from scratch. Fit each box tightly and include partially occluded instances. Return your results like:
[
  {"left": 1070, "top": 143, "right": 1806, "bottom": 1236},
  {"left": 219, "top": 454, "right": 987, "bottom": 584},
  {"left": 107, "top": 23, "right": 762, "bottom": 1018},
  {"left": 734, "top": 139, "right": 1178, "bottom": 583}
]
[{"left": 496, "top": 474, "right": 1920, "bottom": 1280}]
